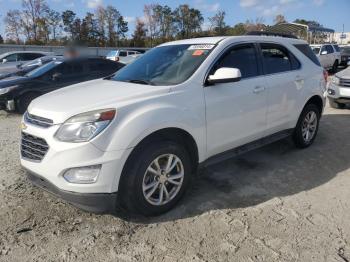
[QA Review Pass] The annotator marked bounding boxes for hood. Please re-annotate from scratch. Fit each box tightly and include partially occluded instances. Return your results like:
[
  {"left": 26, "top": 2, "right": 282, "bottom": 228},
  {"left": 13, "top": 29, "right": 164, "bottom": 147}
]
[
  {"left": 28, "top": 79, "right": 171, "bottom": 124},
  {"left": 336, "top": 67, "right": 350, "bottom": 80},
  {"left": 0, "top": 76, "right": 28, "bottom": 88}
]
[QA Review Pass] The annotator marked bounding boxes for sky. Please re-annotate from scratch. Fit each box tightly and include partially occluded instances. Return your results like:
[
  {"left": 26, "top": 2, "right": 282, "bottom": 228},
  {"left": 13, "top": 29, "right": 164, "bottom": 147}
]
[{"left": 0, "top": 0, "right": 349, "bottom": 38}]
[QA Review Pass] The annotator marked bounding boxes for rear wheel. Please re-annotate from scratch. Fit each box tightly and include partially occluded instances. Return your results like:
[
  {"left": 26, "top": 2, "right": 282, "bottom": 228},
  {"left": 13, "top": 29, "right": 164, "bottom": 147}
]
[
  {"left": 118, "top": 141, "right": 192, "bottom": 216},
  {"left": 293, "top": 104, "right": 320, "bottom": 148},
  {"left": 16, "top": 92, "right": 40, "bottom": 114}
]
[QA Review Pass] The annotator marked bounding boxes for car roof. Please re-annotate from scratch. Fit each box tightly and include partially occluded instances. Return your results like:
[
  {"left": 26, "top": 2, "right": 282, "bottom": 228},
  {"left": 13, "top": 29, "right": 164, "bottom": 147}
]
[
  {"left": 159, "top": 35, "right": 307, "bottom": 47},
  {"left": 1, "top": 51, "right": 53, "bottom": 55}
]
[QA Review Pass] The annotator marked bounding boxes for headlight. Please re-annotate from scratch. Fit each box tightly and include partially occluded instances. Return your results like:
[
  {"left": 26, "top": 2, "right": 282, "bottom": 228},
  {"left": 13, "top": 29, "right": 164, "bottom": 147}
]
[
  {"left": 331, "top": 76, "right": 340, "bottom": 86},
  {"left": 55, "top": 109, "right": 116, "bottom": 142},
  {"left": 0, "top": 85, "right": 18, "bottom": 95}
]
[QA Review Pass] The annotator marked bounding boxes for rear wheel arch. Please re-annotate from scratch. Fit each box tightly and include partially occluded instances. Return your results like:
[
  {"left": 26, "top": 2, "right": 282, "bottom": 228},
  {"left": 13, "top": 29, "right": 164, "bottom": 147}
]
[{"left": 304, "top": 95, "right": 324, "bottom": 115}]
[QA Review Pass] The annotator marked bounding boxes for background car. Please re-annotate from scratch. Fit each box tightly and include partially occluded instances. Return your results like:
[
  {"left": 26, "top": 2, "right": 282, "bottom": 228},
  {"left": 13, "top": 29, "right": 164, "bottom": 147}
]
[
  {"left": 106, "top": 49, "right": 142, "bottom": 64},
  {"left": 0, "top": 56, "right": 63, "bottom": 80},
  {"left": 311, "top": 43, "right": 341, "bottom": 72},
  {"left": 328, "top": 66, "right": 350, "bottom": 108},
  {"left": 0, "top": 51, "right": 54, "bottom": 71},
  {"left": 0, "top": 57, "right": 124, "bottom": 113},
  {"left": 340, "top": 45, "right": 350, "bottom": 67}
]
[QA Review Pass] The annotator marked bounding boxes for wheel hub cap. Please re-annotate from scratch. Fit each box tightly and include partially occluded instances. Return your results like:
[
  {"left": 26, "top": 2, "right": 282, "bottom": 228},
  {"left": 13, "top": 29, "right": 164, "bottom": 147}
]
[{"left": 142, "top": 154, "right": 184, "bottom": 206}]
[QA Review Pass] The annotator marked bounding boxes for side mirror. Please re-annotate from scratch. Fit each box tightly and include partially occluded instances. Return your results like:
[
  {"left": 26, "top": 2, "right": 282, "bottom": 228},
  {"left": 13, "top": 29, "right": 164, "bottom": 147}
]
[
  {"left": 2, "top": 59, "right": 7, "bottom": 64},
  {"left": 52, "top": 72, "right": 62, "bottom": 81},
  {"left": 207, "top": 67, "right": 242, "bottom": 84},
  {"left": 16, "top": 63, "right": 23, "bottom": 69},
  {"left": 321, "top": 51, "right": 328, "bottom": 55}
]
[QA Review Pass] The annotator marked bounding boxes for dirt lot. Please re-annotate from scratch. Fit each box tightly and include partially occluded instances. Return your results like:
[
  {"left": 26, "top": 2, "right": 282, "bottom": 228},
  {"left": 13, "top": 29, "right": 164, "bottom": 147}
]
[{"left": 0, "top": 104, "right": 350, "bottom": 262}]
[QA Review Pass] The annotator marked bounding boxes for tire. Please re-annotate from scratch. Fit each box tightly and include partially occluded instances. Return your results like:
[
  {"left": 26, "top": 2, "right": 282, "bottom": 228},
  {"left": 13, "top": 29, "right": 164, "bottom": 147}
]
[
  {"left": 16, "top": 92, "right": 40, "bottom": 114},
  {"left": 293, "top": 104, "right": 320, "bottom": 149},
  {"left": 332, "top": 60, "right": 339, "bottom": 73},
  {"left": 118, "top": 141, "right": 192, "bottom": 216},
  {"left": 328, "top": 98, "right": 345, "bottom": 109}
]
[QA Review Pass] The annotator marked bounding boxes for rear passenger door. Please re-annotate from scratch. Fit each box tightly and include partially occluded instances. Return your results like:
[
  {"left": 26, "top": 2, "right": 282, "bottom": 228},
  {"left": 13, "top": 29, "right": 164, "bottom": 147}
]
[
  {"left": 259, "top": 43, "right": 302, "bottom": 134},
  {"left": 204, "top": 43, "right": 268, "bottom": 157}
]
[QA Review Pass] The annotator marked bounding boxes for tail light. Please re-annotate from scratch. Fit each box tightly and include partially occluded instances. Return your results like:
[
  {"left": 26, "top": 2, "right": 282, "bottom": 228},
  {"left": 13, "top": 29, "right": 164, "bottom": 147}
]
[{"left": 323, "top": 69, "right": 328, "bottom": 83}]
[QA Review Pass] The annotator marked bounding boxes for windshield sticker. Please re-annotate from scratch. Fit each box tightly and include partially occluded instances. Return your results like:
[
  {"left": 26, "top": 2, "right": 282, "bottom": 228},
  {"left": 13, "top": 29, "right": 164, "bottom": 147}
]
[
  {"left": 188, "top": 44, "right": 215, "bottom": 50},
  {"left": 192, "top": 50, "right": 205, "bottom": 56}
]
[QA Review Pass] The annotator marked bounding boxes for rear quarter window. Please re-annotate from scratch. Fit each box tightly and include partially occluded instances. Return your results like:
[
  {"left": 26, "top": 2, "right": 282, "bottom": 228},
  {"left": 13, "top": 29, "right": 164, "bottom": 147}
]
[
  {"left": 333, "top": 45, "right": 340, "bottom": 52},
  {"left": 294, "top": 44, "right": 321, "bottom": 66}
]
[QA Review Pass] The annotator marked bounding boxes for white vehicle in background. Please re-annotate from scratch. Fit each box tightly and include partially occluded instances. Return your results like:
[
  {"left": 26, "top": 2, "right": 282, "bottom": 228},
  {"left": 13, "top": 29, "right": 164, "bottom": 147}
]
[
  {"left": 328, "top": 65, "right": 350, "bottom": 108},
  {"left": 21, "top": 35, "right": 326, "bottom": 216},
  {"left": 106, "top": 49, "right": 142, "bottom": 64},
  {"left": 311, "top": 44, "right": 341, "bottom": 72}
]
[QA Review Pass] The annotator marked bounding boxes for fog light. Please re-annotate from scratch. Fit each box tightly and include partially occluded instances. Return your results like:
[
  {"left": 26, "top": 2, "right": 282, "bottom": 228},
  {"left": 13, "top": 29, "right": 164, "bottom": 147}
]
[
  {"left": 328, "top": 89, "right": 335, "bottom": 95},
  {"left": 63, "top": 165, "right": 101, "bottom": 184}
]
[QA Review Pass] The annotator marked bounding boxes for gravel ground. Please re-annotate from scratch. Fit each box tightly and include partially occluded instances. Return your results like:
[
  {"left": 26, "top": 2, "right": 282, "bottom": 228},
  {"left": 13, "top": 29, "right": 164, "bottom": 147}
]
[{"left": 1, "top": 104, "right": 350, "bottom": 262}]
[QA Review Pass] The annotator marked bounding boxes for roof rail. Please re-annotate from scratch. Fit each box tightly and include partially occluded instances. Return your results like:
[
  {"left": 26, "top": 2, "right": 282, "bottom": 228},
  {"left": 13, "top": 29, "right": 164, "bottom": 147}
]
[{"left": 246, "top": 31, "right": 298, "bottom": 39}]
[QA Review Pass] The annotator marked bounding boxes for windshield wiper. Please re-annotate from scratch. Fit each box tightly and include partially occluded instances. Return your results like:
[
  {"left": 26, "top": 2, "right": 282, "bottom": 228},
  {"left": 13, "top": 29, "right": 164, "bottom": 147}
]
[{"left": 126, "top": 79, "right": 155, "bottom": 85}]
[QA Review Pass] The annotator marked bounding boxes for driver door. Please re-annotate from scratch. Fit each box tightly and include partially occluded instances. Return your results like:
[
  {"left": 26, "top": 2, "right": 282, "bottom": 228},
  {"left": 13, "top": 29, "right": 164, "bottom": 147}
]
[{"left": 204, "top": 43, "right": 268, "bottom": 157}]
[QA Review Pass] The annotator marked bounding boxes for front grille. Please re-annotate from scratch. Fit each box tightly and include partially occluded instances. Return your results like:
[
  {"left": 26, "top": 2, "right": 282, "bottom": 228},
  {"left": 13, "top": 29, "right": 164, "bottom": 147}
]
[
  {"left": 24, "top": 112, "right": 53, "bottom": 128},
  {"left": 340, "top": 78, "right": 350, "bottom": 87},
  {"left": 21, "top": 132, "right": 49, "bottom": 162}
]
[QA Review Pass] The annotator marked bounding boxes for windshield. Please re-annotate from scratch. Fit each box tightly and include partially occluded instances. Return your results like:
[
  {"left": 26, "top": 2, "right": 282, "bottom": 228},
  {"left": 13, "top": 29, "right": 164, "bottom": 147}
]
[
  {"left": 112, "top": 44, "right": 214, "bottom": 86},
  {"left": 25, "top": 61, "right": 62, "bottom": 78},
  {"left": 107, "top": 51, "right": 118, "bottom": 57},
  {"left": 311, "top": 47, "right": 320, "bottom": 55},
  {"left": 340, "top": 47, "right": 350, "bottom": 55}
]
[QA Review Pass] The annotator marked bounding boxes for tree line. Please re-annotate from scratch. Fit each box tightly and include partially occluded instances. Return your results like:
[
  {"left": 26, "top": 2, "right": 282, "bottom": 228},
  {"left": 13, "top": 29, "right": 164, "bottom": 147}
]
[{"left": 1, "top": 0, "right": 322, "bottom": 47}]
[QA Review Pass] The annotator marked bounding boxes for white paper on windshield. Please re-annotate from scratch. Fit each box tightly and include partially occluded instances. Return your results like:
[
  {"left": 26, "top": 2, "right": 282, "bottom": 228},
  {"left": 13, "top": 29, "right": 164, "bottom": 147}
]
[{"left": 188, "top": 44, "right": 215, "bottom": 50}]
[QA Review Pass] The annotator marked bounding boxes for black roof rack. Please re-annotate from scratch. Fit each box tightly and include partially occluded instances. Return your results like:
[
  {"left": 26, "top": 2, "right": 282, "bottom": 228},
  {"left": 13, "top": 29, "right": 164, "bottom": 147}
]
[{"left": 246, "top": 31, "right": 298, "bottom": 39}]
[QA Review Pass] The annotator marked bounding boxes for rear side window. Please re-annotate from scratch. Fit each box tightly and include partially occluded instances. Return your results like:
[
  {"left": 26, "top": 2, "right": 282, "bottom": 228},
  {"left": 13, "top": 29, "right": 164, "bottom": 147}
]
[
  {"left": 294, "top": 44, "right": 321, "bottom": 66},
  {"left": 213, "top": 44, "right": 259, "bottom": 79},
  {"left": 119, "top": 51, "right": 127, "bottom": 57},
  {"left": 260, "top": 43, "right": 300, "bottom": 74}
]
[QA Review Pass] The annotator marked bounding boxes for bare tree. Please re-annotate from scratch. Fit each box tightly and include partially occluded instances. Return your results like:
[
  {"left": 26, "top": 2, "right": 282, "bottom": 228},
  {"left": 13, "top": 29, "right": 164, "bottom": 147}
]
[
  {"left": 274, "top": 14, "right": 286, "bottom": 25},
  {"left": 208, "top": 11, "right": 227, "bottom": 35},
  {"left": 22, "top": 0, "right": 49, "bottom": 42},
  {"left": 46, "top": 9, "right": 61, "bottom": 40},
  {"left": 132, "top": 18, "right": 147, "bottom": 47},
  {"left": 4, "top": 10, "right": 22, "bottom": 44},
  {"left": 144, "top": 4, "right": 157, "bottom": 46}
]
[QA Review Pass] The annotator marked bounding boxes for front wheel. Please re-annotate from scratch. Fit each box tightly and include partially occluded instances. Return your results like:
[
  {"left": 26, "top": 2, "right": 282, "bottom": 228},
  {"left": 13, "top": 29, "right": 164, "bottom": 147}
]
[
  {"left": 293, "top": 104, "right": 320, "bottom": 148},
  {"left": 329, "top": 98, "right": 345, "bottom": 109},
  {"left": 118, "top": 141, "right": 192, "bottom": 216}
]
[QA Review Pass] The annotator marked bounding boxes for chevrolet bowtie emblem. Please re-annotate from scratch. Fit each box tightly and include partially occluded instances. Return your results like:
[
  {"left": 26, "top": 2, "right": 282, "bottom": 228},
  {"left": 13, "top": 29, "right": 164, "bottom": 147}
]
[{"left": 21, "top": 122, "right": 27, "bottom": 130}]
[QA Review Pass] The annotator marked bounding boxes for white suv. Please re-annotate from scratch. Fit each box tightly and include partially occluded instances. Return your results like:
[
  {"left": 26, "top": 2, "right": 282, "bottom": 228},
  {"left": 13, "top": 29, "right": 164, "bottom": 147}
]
[
  {"left": 21, "top": 36, "right": 326, "bottom": 216},
  {"left": 311, "top": 44, "right": 341, "bottom": 71},
  {"left": 328, "top": 66, "right": 350, "bottom": 108}
]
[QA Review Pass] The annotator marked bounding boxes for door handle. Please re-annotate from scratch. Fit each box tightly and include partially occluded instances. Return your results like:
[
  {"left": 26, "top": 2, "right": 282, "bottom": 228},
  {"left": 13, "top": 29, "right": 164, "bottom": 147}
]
[{"left": 253, "top": 86, "right": 266, "bottom": 94}]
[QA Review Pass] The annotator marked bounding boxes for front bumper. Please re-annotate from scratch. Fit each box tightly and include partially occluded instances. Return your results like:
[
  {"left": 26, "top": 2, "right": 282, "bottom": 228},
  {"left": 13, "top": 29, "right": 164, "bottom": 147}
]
[
  {"left": 26, "top": 171, "right": 117, "bottom": 213},
  {"left": 327, "top": 82, "right": 350, "bottom": 102},
  {"left": 20, "top": 120, "right": 133, "bottom": 195}
]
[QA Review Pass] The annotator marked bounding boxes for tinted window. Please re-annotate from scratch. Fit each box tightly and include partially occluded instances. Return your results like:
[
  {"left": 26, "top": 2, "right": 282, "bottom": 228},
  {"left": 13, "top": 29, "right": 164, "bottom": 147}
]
[
  {"left": 119, "top": 51, "right": 127, "bottom": 57},
  {"left": 261, "top": 43, "right": 298, "bottom": 74},
  {"left": 294, "top": 44, "right": 321, "bottom": 66},
  {"left": 4, "top": 54, "right": 17, "bottom": 62},
  {"left": 326, "top": 45, "right": 334, "bottom": 54},
  {"left": 333, "top": 45, "right": 340, "bottom": 52},
  {"left": 213, "top": 44, "right": 259, "bottom": 79},
  {"left": 89, "top": 59, "right": 115, "bottom": 72},
  {"left": 54, "top": 62, "right": 84, "bottom": 75},
  {"left": 320, "top": 45, "right": 327, "bottom": 54},
  {"left": 19, "top": 53, "right": 43, "bottom": 61}
]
